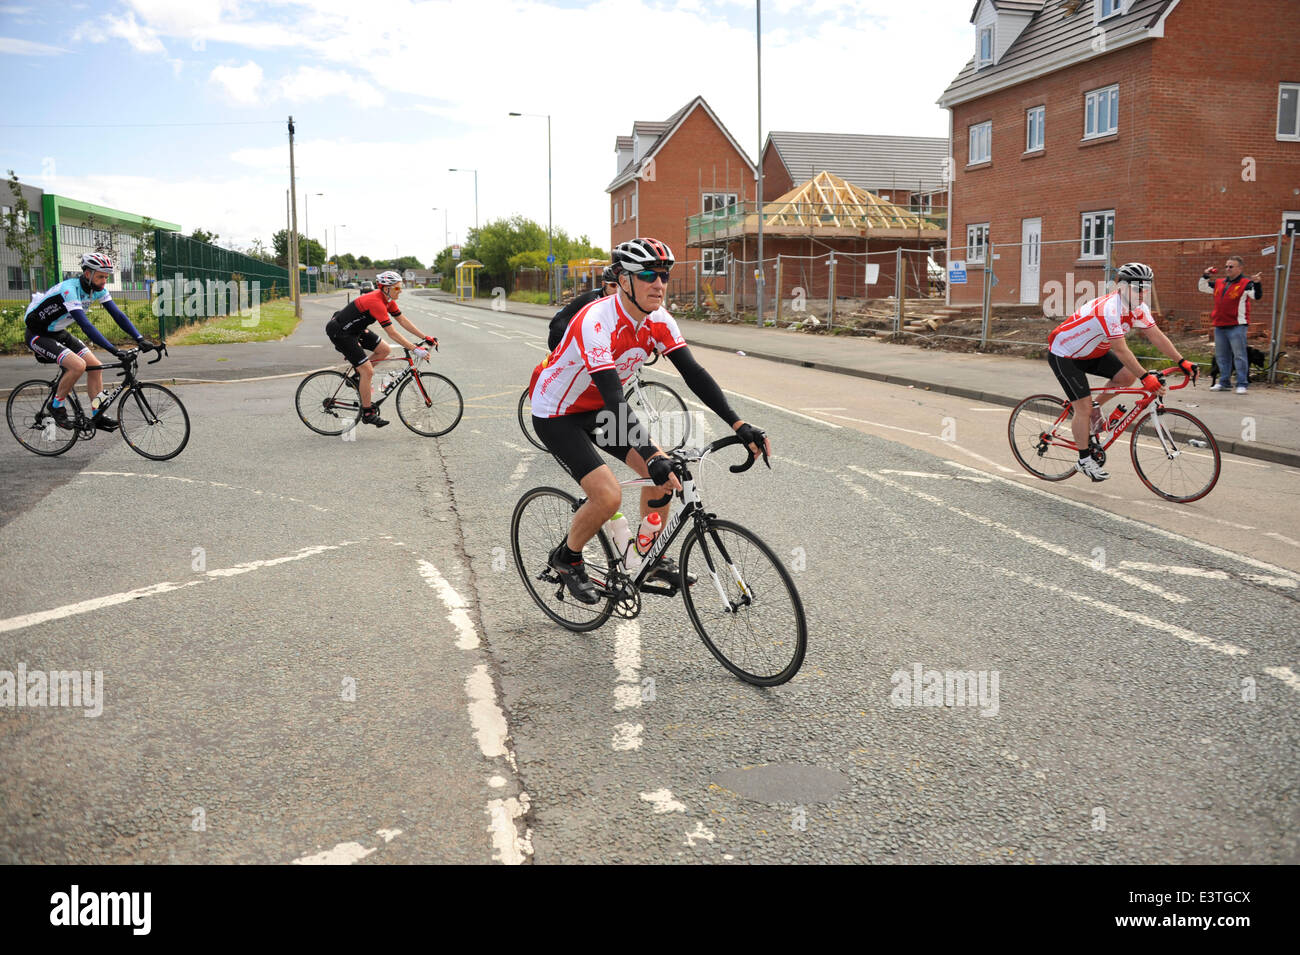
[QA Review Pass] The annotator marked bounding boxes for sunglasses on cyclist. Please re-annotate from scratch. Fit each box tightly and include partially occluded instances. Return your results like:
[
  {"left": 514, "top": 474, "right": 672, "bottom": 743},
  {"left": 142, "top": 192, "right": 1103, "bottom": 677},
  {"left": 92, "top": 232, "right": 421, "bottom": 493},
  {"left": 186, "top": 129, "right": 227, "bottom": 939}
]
[{"left": 632, "top": 269, "right": 671, "bottom": 284}]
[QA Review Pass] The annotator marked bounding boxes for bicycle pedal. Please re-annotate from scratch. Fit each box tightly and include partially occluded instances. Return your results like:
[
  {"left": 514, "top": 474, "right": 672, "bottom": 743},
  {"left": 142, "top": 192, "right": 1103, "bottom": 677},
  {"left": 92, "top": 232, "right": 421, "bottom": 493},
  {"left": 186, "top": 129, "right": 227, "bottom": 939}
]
[{"left": 639, "top": 582, "right": 679, "bottom": 597}]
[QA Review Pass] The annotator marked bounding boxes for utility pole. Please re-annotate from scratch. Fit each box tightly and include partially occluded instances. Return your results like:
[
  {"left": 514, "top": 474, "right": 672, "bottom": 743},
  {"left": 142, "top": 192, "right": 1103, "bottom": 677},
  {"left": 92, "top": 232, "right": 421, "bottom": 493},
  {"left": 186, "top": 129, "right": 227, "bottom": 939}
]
[
  {"left": 755, "top": 0, "right": 765, "bottom": 327},
  {"left": 288, "top": 115, "right": 301, "bottom": 318}
]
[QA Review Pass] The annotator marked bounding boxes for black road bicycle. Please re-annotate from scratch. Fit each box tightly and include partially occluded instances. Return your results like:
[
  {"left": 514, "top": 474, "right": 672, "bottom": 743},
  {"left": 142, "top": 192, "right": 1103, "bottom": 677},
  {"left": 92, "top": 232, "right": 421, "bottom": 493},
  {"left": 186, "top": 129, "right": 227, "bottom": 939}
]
[
  {"left": 6, "top": 345, "right": 190, "bottom": 461},
  {"left": 518, "top": 349, "right": 691, "bottom": 453},
  {"left": 510, "top": 434, "right": 807, "bottom": 686},
  {"left": 295, "top": 346, "right": 464, "bottom": 437}
]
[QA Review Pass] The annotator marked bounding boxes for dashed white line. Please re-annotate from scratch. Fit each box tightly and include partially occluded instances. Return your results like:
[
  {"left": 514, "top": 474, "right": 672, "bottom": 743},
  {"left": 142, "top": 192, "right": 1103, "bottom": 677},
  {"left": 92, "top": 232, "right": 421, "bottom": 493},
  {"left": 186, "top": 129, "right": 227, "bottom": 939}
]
[
  {"left": 291, "top": 842, "right": 375, "bottom": 865},
  {"left": 878, "top": 469, "right": 992, "bottom": 484},
  {"left": 727, "top": 390, "right": 842, "bottom": 429},
  {"left": 1116, "top": 561, "right": 1231, "bottom": 580},
  {"left": 1266, "top": 531, "right": 1300, "bottom": 549},
  {"left": 614, "top": 620, "right": 642, "bottom": 712},
  {"left": 418, "top": 561, "right": 480, "bottom": 650},
  {"left": 640, "top": 789, "right": 687, "bottom": 814},
  {"left": 612, "top": 723, "right": 643, "bottom": 751},
  {"left": 1263, "top": 666, "right": 1300, "bottom": 694}
]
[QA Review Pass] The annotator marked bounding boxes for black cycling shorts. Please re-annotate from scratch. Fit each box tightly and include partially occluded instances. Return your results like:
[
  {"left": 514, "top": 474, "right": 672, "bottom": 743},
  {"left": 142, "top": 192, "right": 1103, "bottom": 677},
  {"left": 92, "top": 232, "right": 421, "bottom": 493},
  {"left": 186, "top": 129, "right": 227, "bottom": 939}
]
[
  {"left": 27, "top": 329, "right": 90, "bottom": 365},
  {"left": 1048, "top": 351, "right": 1124, "bottom": 403},
  {"left": 328, "top": 327, "right": 381, "bottom": 367},
  {"left": 534, "top": 409, "right": 640, "bottom": 482}
]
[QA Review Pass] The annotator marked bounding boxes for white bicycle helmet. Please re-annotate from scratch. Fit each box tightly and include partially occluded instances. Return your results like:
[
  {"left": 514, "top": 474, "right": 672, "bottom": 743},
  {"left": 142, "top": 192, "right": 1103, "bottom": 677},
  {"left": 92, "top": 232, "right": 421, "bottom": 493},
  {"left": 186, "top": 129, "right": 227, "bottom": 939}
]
[
  {"left": 80, "top": 252, "right": 114, "bottom": 273},
  {"left": 611, "top": 237, "right": 674, "bottom": 274},
  {"left": 1116, "top": 262, "right": 1154, "bottom": 286},
  {"left": 375, "top": 270, "right": 403, "bottom": 287}
]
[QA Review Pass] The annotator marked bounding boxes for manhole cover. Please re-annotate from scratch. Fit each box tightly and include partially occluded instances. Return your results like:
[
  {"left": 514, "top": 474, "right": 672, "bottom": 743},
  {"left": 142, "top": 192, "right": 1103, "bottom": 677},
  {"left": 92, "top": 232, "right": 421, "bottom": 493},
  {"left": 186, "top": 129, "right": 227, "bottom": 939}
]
[{"left": 710, "top": 764, "right": 850, "bottom": 804}]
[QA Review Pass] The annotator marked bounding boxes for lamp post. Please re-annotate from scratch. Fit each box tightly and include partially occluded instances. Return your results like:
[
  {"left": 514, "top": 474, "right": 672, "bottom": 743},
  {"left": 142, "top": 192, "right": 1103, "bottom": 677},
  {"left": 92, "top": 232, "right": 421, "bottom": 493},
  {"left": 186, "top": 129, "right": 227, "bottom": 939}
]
[
  {"left": 431, "top": 207, "right": 449, "bottom": 248},
  {"left": 305, "top": 191, "right": 323, "bottom": 291},
  {"left": 337, "top": 225, "right": 348, "bottom": 282},
  {"left": 449, "top": 168, "right": 478, "bottom": 234},
  {"left": 509, "top": 112, "right": 553, "bottom": 304}
]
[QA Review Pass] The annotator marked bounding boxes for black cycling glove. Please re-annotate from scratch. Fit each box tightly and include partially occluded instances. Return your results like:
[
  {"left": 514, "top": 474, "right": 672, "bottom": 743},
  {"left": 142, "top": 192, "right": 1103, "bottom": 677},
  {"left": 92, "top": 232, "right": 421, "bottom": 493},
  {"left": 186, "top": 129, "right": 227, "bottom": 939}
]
[{"left": 647, "top": 454, "right": 675, "bottom": 487}]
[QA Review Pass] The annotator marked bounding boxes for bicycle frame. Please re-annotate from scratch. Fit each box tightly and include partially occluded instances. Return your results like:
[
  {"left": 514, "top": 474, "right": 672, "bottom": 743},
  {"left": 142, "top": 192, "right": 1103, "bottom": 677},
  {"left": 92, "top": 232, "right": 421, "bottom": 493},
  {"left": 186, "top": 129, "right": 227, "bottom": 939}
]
[
  {"left": 1042, "top": 367, "right": 1194, "bottom": 454},
  {"left": 340, "top": 349, "right": 432, "bottom": 408},
  {"left": 47, "top": 348, "right": 162, "bottom": 425}
]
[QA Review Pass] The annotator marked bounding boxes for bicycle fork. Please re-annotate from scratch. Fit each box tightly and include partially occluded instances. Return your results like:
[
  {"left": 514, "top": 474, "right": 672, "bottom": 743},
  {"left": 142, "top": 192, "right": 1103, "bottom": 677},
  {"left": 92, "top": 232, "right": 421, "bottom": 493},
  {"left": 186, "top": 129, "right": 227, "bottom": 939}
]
[{"left": 695, "top": 527, "right": 752, "bottom": 614}]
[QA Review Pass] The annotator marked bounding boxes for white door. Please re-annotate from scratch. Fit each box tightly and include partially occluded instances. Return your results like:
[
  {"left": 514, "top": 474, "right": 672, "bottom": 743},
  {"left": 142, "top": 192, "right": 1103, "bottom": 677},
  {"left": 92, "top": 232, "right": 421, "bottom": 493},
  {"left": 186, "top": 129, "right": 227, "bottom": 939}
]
[{"left": 1020, "top": 217, "right": 1041, "bottom": 304}]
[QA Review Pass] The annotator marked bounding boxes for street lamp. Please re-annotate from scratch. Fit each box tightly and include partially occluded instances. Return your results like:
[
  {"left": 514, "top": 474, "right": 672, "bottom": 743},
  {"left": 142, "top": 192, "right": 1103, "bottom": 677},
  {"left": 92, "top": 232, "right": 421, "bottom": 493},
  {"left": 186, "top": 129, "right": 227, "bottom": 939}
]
[
  {"left": 509, "top": 112, "right": 553, "bottom": 304},
  {"left": 449, "top": 168, "right": 478, "bottom": 234},
  {"left": 305, "top": 191, "right": 323, "bottom": 291}
]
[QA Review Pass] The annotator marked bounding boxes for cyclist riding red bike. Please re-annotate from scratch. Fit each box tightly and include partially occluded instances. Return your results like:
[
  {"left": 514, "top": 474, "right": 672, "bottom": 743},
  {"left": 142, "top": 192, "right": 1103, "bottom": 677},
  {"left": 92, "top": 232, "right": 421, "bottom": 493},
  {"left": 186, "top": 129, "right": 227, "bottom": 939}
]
[
  {"left": 527, "top": 236, "right": 770, "bottom": 603},
  {"left": 1046, "top": 262, "right": 1195, "bottom": 482}
]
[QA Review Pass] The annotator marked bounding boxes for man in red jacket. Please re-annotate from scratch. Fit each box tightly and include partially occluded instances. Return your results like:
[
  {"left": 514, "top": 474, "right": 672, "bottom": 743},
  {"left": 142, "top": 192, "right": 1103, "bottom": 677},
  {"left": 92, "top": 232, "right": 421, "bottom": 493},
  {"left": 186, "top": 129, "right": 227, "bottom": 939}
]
[{"left": 1199, "top": 255, "right": 1263, "bottom": 394}]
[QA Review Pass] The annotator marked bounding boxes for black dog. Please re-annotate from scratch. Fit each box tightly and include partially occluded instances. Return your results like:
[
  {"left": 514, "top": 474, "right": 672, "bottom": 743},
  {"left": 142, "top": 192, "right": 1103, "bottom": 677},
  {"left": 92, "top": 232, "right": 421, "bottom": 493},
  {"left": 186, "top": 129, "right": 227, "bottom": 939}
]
[{"left": 1210, "top": 345, "right": 1274, "bottom": 383}]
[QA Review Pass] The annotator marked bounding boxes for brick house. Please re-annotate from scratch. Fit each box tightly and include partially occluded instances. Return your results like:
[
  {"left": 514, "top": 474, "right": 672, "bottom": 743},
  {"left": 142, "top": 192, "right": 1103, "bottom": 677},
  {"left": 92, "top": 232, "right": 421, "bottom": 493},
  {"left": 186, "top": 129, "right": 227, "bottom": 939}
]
[
  {"left": 938, "top": 0, "right": 1300, "bottom": 342},
  {"left": 607, "top": 96, "right": 756, "bottom": 299},
  {"left": 761, "top": 131, "right": 950, "bottom": 218}
]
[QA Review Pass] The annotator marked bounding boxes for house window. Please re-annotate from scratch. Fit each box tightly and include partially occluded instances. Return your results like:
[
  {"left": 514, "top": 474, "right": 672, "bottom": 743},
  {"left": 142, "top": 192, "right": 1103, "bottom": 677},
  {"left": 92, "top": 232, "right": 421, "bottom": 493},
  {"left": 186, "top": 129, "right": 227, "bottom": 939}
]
[
  {"left": 1098, "top": 0, "right": 1125, "bottom": 18},
  {"left": 622, "top": 198, "right": 627, "bottom": 222},
  {"left": 966, "top": 223, "right": 989, "bottom": 264},
  {"left": 701, "top": 248, "right": 727, "bottom": 275},
  {"left": 702, "top": 193, "right": 737, "bottom": 215},
  {"left": 978, "top": 26, "right": 993, "bottom": 66},
  {"left": 612, "top": 201, "right": 617, "bottom": 225},
  {"left": 1283, "top": 212, "right": 1300, "bottom": 236},
  {"left": 1080, "top": 210, "right": 1115, "bottom": 259},
  {"left": 1026, "top": 105, "right": 1045, "bottom": 151},
  {"left": 8, "top": 266, "right": 29, "bottom": 291},
  {"left": 1084, "top": 84, "right": 1119, "bottom": 138},
  {"left": 913, "top": 194, "right": 932, "bottom": 214},
  {"left": 1279, "top": 83, "right": 1300, "bottom": 141},
  {"left": 968, "top": 121, "right": 991, "bottom": 164}
]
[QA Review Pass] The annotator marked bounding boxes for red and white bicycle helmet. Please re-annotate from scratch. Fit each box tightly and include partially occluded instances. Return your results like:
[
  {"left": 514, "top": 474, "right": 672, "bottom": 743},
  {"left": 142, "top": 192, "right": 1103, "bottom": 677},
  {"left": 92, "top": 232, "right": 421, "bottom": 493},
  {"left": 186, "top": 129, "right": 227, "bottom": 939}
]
[
  {"left": 611, "top": 237, "right": 674, "bottom": 274},
  {"left": 375, "top": 270, "right": 403, "bottom": 286},
  {"left": 80, "top": 252, "right": 114, "bottom": 273}
]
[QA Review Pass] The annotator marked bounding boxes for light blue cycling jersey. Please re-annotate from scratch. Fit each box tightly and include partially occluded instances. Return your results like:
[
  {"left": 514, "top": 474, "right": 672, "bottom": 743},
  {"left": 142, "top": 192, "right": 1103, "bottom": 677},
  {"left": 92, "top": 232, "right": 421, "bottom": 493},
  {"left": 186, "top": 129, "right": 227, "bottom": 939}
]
[{"left": 25, "top": 277, "right": 114, "bottom": 332}]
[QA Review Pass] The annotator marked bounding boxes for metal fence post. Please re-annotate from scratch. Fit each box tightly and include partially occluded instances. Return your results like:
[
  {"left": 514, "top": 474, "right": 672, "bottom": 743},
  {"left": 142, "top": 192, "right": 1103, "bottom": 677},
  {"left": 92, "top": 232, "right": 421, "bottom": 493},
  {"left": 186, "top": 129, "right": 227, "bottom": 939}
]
[
  {"left": 775, "top": 255, "right": 783, "bottom": 324},
  {"left": 694, "top": 264, "right": 700, "bottom": 313},
  {"left": 1272, "top": 231, "right": 1296, "bottom": 384},
  {"left": 895, "top": 247, "right": 904, "bottom": 331},
  {"left": 827, "top": 253, "right": 836, "bottom": 329},
  {"left": 729, "top": 258, "right": 737, "bottom": 320},
  {"left": 1268, "top": 230, "right": 1285, "bottom": 383},
  {"left": 980, "top": 241, "right": 994, "bottom": 347}
]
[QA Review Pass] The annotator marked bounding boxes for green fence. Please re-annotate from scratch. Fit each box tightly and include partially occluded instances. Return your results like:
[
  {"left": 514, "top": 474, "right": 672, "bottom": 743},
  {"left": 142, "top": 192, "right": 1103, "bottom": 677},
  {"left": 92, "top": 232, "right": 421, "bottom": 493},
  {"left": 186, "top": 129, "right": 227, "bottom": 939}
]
[{"left": 153, "top": 230, "right": 302, "bottom": 340}]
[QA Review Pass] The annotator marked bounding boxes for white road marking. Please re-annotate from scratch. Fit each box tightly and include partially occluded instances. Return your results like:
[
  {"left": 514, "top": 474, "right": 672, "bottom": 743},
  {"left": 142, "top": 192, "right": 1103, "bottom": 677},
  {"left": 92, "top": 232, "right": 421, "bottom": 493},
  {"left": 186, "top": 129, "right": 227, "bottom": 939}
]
[
  {"left": 821, "top": 411, "right": 930, "bottom": 436},
  {"left": 523, "top": 343, "right": 548, "bottom": 352},
  {"left": 944, "top": 460, "right": 1299, "bottom": 579},
  {"left": 503, "top": 455, "right": 536, "bottom": 496},
  {"left": 934, "top": 546, "right": 1248, "bottom": 657},
  {"left": 848, "top": 467, "right": 1189, "bottom": 604},
  {"left": 726, "top": 390, "right": 842, "bottom": 429},
  {"left": 612, "top": 723, "right": 643, "bottom": 750},
  {"left": 1241, "top": 574, "right": 1297, "bottom": 588},
  {"left": 486, "top": 330, "right": 513, "bottom": 339},
  {"left": 878, "top": 469, "right": 992, "bottom": 484},
  {"left": 80, "top": 471, "right": 331, "bottom": 513},
  {"left": 684, "top": 821, "right": 716, "bottom": 847},
  {"left": 480, "top": 320, "right": 504, "bottom": 328},
  {"left": 376, "top": 829, "right": 402, "bottom": 843},
  {"left": 1141, "top": 500, "right": 1255, "bottom": 530},
  {"left": 486, "top": 795, "right": 533, "bottom": 865},
  {"left": 291, "top": 842, "right": 375, "bottom": 865},
  {"left": 1266, "top": 532, "right": 1300, "bottom": 549},
  {"left": 465, "top": 665, "right": 513, "bottom": 767},
  {"left": 0, "top": 542, "right": 357, "bottom": 634},
  {"left": 460, "top": 321, "right": 480, "bottom": 329},
  {"left": 967, "top": 407, "right": 1009, "bottom": 411},
  {"left": 936, "top": 441, "right": 1019, "bottom": 474},
  {"left": 614, "top": 620, "right": 641, "bottom": 712},
  {"left": 1264, "top": 666, "right": 1300, "bottom": 694},
  {"left": 800, "top": 406, "right": 846, "bottom": 411},
  {"left": 640, "top": 789, "right": 687, "bottom": 814},
  {"left": 1117, "top": 561, "right": 1230, "bottom": 580},
  {"left": 418, "top": 560, "right": 479, "bottom": 650}
]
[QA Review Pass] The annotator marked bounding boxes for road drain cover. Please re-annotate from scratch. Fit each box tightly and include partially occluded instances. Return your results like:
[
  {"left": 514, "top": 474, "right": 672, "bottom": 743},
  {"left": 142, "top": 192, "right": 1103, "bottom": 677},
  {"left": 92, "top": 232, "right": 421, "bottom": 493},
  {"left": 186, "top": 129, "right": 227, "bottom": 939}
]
[{"left": 711, "top": 764, "right": 849, "bottom": 804}]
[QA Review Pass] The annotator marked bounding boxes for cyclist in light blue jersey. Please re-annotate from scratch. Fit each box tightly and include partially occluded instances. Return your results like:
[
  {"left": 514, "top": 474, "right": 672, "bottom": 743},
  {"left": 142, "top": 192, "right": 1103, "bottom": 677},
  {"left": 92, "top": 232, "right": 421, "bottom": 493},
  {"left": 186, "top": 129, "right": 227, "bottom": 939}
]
[{"left": 24, "top": 252, "right": 155, "bottom": 431}]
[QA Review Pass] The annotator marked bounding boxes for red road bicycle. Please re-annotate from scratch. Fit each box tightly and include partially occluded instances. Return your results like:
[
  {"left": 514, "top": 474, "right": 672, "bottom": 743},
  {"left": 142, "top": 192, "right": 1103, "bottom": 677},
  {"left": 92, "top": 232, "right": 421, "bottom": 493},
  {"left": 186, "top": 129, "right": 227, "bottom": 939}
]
[{"left": 1008, "top": 367, "right": 1221, "bottom": 503}]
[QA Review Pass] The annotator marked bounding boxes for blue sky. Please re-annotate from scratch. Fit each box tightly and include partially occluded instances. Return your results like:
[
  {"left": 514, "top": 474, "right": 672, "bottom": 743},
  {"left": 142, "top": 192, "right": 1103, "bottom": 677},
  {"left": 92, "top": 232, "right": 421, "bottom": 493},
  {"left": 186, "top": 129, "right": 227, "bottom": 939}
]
[{"left": 1, "top": 0, "right": 977, "bottom": 263}]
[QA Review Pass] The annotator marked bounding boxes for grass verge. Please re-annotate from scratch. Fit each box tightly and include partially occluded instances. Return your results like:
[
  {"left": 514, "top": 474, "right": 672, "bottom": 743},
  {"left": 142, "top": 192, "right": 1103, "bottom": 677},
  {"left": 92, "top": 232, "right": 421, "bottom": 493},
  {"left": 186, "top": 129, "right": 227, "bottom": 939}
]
[{"left": 163, "top": 297, "right": 300, "bottom": 346}]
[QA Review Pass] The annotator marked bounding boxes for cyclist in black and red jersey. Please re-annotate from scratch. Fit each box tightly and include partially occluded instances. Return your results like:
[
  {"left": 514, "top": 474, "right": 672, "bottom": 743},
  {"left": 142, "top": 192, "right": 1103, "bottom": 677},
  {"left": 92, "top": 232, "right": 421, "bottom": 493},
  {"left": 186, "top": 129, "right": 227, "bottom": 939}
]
[
  {"left": 325, "top": 270, "right": 438, "bottom": 427},
  {"left": 527, "top": 237, "right": 770, "bottom": 603},
  {"left": 546, "top": 265, "right": 617, "bottom": 351}
]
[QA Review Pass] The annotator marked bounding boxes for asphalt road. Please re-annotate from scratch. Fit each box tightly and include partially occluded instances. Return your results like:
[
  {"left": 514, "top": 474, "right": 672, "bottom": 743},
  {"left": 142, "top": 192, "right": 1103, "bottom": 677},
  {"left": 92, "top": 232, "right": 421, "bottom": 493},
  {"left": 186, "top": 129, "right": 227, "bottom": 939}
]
[{"left": 1, "top": 293, "right": 1296, "bottom": 864}]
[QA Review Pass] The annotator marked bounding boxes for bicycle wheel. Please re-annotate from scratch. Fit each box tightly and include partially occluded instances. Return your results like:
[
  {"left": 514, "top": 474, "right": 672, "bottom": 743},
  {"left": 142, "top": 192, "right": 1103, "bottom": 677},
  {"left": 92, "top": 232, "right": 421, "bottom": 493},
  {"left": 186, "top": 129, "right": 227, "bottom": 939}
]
[
  {"left": 679, "top": 518, "right": 807, "bottom": 686},
  {"left": 510, "top": 486, "right": 616, "bottom": 632},
  {"left": 396, "top": 372, "right": 463, "bottom": 437},
  {"left": 117, "top": 383, "right": 191, "bottom": 460},
  {"left": 6, "top": 379, "right": 78, "bottom": 456},
  {"left": 628, "top": 379, "right": 691, "bottom": 450},
  {"left": 295, "top": 370, "right": 361, "bottom": 436},
  {"left": 1008, "top": 394, "right": 1077, "bottom": 481},
  {"left": 518, "top": 388, "right": 547, "bottom": 451},
  {"left": 1129, "top": 408, "right": 1221, "bottom": 503}
]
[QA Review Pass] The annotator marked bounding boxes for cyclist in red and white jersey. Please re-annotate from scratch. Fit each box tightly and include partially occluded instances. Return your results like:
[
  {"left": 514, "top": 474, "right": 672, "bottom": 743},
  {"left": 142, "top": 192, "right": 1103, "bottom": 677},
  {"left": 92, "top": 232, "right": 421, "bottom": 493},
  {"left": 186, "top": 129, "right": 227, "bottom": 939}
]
[
  {"left": 1046, "top": 262, "right": 1194, "bottom": 481},
  {"left": 528, "top": 237, "right": 770, "bottom": 603}
]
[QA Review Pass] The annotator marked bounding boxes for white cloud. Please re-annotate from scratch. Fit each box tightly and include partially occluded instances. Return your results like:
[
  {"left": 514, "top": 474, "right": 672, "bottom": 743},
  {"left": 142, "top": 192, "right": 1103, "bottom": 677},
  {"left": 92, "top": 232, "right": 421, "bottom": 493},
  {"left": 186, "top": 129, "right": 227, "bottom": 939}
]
[
  {"left": 277, "top": 67, "right": 384, "bottom": 107},
  {"left": 102, "top": 11, "right": 166, "bottom": 53},
  {"left": 209, "top": 60, "right": 264, "bottom": 106},
  {"left": 0, "top": 36, "right": 64, "bottom": 55}
]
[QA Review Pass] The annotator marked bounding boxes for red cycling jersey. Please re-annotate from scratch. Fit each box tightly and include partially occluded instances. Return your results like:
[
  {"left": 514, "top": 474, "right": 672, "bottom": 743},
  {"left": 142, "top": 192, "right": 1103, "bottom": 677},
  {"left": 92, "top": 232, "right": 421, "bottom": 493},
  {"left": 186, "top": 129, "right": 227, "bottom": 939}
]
[
  {"left": 1048, "top": 291, "right": 1155, "bottom": 360},
  {"left": 528, "top": 294, "right": 686, "bottom": 418},
  {"left": 332, "top": 289, "right": 402, "bottom": 335}
]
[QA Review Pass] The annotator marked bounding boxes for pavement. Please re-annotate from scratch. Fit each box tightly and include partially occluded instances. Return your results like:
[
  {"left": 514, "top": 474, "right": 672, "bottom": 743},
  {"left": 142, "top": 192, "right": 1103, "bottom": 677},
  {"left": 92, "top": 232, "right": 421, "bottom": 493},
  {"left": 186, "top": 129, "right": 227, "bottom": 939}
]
[{"left": 4, "top": 288, "right": 1295, "bottom": 468}]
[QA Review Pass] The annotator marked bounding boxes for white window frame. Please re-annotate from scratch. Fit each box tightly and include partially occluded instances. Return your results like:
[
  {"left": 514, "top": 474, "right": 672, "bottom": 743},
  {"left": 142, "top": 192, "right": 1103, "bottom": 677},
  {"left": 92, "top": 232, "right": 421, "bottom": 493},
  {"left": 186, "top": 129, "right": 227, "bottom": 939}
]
[
  {"left": 631, "top": 193, "right": 637, "bottom": 219},
  {"left": 1097, "top": 0, "right": 1126, "bottom": 21},
  {"left": 1084, "top": 84, "right": 1119, "bottom": 139},
  {"left": 701, "top": 248, "right": 727, "bottom": 275},
  {"left": 977, "top": 26, "right": 993, "bottom": 67},
  {"left": 622, "top": 198, "right": 627, "bottom": 222},
  {"left": 1278, "top": 83, "right": 1300, "bottom": 141},
  {"left": 913, "top": 193, "right": 932, "bottom": 214},
  {"left": 1026, "top": 105, "right": 1045, "bottom": 152},
  {"left": 702, "top": 193, "right": 737, "bottom": 216},
  {"left": 966, "top": 223, "right": 989, "bottom": 264},
  {"left": 1080, "top": 210, "right": 1115, "bottom": 260},
  {"left": 1283, "top": 212, "right": 1300, "bottom": 236},
  {"left": 968, "top": 121, "right": 991, "bottom": 165}
]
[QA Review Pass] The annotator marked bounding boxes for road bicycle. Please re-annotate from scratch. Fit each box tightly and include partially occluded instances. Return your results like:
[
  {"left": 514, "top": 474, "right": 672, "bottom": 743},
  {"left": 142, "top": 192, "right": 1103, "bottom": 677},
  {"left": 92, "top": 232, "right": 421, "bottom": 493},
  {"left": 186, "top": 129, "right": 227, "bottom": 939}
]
[
  {"left": 518, "top": 350, "right": 691, "bottom": 453},
  {"left": 295, "top": 346, "right": 464, "bottom": 437},
  {"left": 510, "top": 434, "right": 807, "bottom": 686},
  {"left": 6, "top": 345, "right": 190, "bottom": 461},
  {"left": 1008, "top": 366, "right": 1220, "bottom": 502}
]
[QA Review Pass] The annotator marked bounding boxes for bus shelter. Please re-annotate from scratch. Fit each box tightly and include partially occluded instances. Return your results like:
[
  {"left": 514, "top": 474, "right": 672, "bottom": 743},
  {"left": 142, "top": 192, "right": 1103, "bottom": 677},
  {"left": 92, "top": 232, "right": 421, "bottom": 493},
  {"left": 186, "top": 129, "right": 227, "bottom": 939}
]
[{"left": 455, "top": 260, "right": 484, "bottom": 301}]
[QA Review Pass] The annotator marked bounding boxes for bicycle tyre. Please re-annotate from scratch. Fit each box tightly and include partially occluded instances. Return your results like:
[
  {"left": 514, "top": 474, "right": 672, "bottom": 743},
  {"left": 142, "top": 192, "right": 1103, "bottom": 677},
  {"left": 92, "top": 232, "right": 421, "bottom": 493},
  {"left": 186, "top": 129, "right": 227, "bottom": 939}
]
[
  {"left": 510, "top": 486, "right": 616, "bottom": 632},
  {"left": 6, "top": 379, "right": 78, "bottom": 456},
  {"left": 1008, "top": 393, "right": 1077, "bottom": 481},
  {"left": 628, "top": 379, "right": 691, "bottom": 451},
  {"left": 1129, "top": 408, "right": 1221, "bottom": 503},
  {"left": 678, "top": 518, "right": 807, "bottom": 686},
  {"left": 396, "top": 372, "right": 463, "bottom": 437},
  {"left": 117, "top": 382, "right": 191, "bottom": 460},
  {"left": 518, "top": 388, "right": 547, "bottom": 451},
  {"left": 295, "top": 370, "right": 361, "bottom": 436}
]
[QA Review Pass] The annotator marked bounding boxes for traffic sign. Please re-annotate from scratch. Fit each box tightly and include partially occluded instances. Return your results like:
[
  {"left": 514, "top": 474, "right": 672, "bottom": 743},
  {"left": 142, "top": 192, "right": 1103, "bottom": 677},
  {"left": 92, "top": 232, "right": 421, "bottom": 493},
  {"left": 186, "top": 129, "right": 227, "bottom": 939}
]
[{"left": 546, "top": 254, "right": 555, "bottom": 264}]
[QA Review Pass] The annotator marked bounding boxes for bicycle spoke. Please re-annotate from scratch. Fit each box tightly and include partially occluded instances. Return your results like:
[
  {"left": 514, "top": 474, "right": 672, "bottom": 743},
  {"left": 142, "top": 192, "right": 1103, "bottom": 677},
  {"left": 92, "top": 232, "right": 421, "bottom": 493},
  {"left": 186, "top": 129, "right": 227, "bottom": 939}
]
[
  {"left": 1008, "top": 394, "right": 1077, "bottom": 480},
  {"left": 1129, "top": 409, "right": 1220, "bottom": 503}
]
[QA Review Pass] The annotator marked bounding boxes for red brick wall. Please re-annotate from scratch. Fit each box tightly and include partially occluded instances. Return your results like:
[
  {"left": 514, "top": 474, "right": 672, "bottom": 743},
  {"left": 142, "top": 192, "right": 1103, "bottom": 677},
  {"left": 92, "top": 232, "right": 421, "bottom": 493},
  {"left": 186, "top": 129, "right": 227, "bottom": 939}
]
[
  {"left": 761, "top": 144, "right": 794, "bottom": 200},
  {"left": 608, "top": 104, "right": 755, "bottom": 270}
]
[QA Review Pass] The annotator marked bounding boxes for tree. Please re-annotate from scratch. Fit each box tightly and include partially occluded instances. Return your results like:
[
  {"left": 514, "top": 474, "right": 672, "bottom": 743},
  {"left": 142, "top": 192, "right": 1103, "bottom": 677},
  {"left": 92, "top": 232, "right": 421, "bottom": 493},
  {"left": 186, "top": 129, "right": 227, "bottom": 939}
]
[
  {"left": 2, "top": 171, "right": 54, "bottom": 291},
  {"left": 357, "top": 255, "right": 373, "bottom": 269},
  {"left": 135, "top": 216, "right": 157, "bottom": 282},
  {"left": 468, "top": 215, "right": 548, "bottom": 286},
  {"left": 272, "top": 229, "right": 326, "bottom": 269},
  {"left": 190, "top": 227, "right": 219, "bottom": 245},
  {"left": 247, "top": 237, "right": 274, "bottom": 264},
  {"left": 335, "top": 252, "right": 358, "bottom": 271}
]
